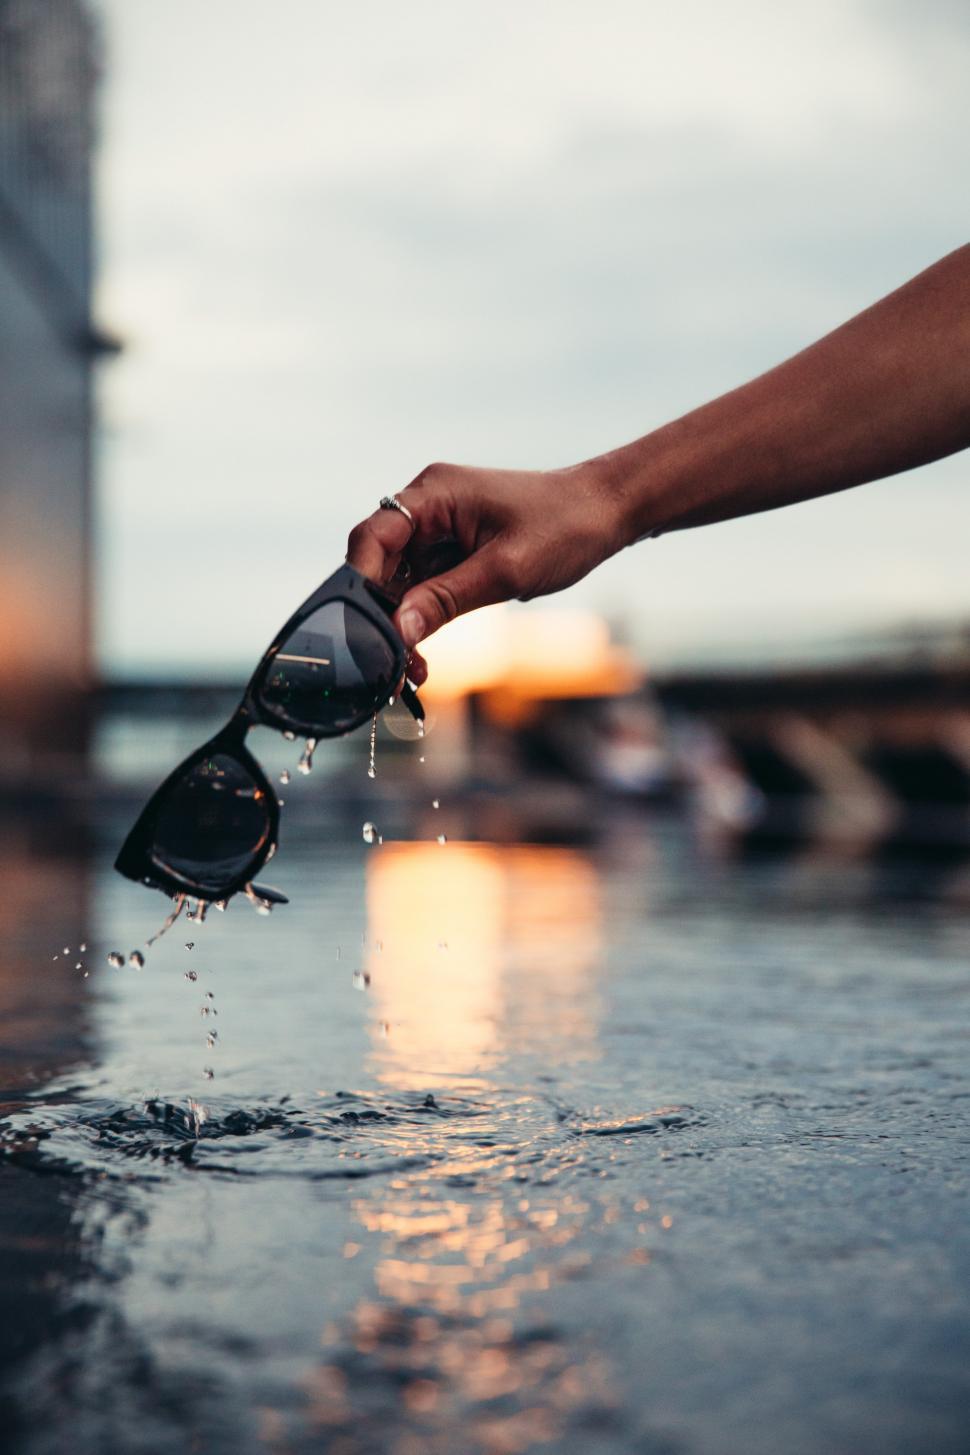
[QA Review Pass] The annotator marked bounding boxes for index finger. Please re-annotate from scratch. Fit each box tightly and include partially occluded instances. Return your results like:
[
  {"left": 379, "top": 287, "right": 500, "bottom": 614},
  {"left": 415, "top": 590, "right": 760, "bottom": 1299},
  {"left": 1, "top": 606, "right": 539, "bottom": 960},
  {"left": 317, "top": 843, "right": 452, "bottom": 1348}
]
[{"left": 346, "top": 505, "right": 414, "bottom": 584}]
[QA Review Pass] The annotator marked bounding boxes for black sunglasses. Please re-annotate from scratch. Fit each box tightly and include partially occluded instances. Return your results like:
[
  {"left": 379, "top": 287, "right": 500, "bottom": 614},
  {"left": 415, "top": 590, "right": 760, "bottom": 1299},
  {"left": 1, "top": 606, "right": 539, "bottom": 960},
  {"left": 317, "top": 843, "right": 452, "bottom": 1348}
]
[{"left": 115, "top": 563, "right": 423, "bottom": 908}]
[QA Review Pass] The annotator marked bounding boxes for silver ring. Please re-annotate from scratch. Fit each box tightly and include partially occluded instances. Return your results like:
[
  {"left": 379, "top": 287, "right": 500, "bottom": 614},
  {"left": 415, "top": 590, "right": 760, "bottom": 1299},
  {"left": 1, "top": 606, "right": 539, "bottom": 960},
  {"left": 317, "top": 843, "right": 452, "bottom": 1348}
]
[{"left": 379, "top": 494, "right": 414, "bottom": 526}]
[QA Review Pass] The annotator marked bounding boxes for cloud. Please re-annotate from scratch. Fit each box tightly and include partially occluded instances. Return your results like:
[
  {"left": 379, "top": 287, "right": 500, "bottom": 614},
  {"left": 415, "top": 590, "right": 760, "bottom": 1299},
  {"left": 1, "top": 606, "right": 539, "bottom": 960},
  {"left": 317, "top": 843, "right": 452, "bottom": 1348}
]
[{"left": 95, "top": 0, "right": 970, "bottom": 672}]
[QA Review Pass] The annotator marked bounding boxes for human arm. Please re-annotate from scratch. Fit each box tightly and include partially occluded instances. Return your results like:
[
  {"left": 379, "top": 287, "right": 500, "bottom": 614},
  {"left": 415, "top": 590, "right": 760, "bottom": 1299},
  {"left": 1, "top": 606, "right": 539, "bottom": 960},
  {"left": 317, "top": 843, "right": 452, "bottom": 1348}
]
[{"left": 347, "top": 244, "right": 970, "bottom": 669}]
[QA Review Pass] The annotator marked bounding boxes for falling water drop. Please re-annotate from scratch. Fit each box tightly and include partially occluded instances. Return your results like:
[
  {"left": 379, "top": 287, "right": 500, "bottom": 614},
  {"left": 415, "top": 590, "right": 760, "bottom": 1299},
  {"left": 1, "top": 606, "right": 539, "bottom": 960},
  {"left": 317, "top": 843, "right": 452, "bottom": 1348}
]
[
  {"left": 436, "top": 833, "right": 448, "bottom": 845},
  {"left": 184, "top": 970, "right": 198, "bottom": 982},
  {"left": 203, "top": 1068, "right": 214, "bottom": 1081},
  {"left": 298, "top": 738, "right": 317, "bottom": 775},
  {"left": 367, "top": 713, "right": 378, "bottom": 778},
  {"left": 419, "top": 756, "right": 425, "bottom": 764},
  {"left": 63, "top": 946, "right": 70, "bottom": 955},
  {"left": 129, "top": 951, "right": 145, "bottom": 969},
  {"left": 206, "top": 1030, "right": 218, "bottom": 1049},
  {"left": 244, "top": 882, "right": 276, "bottom": 916},
  {"left": 185, "top": 942, "right": 195, "bottom": 951},
  {"left": 431, "top": 798, "right": 439, "bottom": 809},
  {"left": 352, "top": 970, "right": 371, "bottom": 991},
  {"left": 279, "top": 768, "right": 291, "bottom": 785},
  {"left": 74, "top": 961, "right": 82, "bottom": 970},
  {"left": 201, "top": 1005, "right": 211, "bottom": 1017},
  {"left": 283, "top": 730, "right": 296, "bottom": 742},
  {"left": 79, "top": 942, "right": 87, "bottom": 952},
  {"left": 107, "top": 952, "right": 124, "bottom": 968},
  {"left": 146, "top": 895, "right": 186, "bottom": 948},
  {"left": 362, "top": 822, "right": 378, "bottom": 845}
]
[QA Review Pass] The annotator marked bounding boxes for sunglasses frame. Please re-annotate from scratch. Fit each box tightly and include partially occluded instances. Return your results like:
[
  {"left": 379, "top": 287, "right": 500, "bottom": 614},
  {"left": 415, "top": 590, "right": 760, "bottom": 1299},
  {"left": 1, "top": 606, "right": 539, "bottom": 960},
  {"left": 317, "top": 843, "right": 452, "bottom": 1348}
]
[{"left": 115, "top": 563, "right": 423, "bottom": 902}]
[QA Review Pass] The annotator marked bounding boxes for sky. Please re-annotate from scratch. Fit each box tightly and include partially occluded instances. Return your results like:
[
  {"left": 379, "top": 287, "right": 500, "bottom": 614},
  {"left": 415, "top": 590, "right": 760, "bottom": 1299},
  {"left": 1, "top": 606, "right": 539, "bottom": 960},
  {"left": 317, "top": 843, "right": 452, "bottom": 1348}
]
[{"left": 93, "top": 0, "right": 970, "bottom": 676}]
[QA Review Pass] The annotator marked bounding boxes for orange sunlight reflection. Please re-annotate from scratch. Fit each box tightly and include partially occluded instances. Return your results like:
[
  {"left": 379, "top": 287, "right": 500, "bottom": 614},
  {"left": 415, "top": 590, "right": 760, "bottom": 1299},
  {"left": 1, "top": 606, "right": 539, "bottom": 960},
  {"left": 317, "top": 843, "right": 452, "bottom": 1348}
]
[
  {"left": 302, "top": 844, "right": 623, "bottom": 1449},
  {"left": 365, "top": 843, "right": 603, "bottom": 1091}
]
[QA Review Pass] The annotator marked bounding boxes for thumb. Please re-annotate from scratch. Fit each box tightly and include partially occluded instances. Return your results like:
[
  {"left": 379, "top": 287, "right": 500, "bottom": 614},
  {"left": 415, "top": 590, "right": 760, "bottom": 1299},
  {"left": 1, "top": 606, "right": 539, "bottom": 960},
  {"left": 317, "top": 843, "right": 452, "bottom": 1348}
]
[{"left": 395, "top": 542, "right": 512, "bottom": 647}]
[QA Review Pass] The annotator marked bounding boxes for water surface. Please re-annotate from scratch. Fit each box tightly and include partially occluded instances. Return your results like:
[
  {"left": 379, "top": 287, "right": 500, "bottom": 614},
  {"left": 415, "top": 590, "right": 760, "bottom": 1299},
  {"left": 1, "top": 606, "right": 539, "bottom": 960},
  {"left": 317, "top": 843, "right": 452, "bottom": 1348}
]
[{"left": 1, "top": 806, "right": 968, "bottom": 1454}]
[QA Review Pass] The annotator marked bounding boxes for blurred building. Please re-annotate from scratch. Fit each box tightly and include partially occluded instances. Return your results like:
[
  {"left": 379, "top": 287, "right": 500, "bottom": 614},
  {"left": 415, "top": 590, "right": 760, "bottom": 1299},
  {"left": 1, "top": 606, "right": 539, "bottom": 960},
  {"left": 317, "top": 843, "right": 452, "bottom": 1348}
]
[{"left": 0, "top": 0, "right": 106, "bottom": 773}]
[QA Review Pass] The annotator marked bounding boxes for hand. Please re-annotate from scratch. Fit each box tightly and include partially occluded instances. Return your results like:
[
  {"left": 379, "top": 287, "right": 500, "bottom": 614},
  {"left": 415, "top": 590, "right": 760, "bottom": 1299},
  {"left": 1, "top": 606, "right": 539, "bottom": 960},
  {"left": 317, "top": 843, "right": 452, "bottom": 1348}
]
[{"left": 346, "top": 460, "right": 627, "bottom": 681}]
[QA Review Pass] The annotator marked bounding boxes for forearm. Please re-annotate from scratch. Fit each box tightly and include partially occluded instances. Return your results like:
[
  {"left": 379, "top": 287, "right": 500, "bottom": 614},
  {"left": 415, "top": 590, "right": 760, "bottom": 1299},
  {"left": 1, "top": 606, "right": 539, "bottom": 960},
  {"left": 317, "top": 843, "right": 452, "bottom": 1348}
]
[{"left": 594, "top": 244, "right": 970, "bottom": 542}]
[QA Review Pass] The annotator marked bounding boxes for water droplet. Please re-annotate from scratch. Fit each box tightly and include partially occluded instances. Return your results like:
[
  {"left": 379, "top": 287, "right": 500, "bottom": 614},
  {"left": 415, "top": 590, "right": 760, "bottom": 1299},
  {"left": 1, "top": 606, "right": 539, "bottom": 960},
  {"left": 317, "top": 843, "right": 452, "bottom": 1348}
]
[
  {"left": 201, "top": 1005, "right": 210, "bottom": 1017},
  {"left": 375, "top": 939, "right": 383, "bottom": 951},
  {"left": 185, "top": 941, "right": 195, "bottom": 951},
  {"left": 277, "top": 798, "right": 285, "bottom": 807},
  {"left": 83, "top": 971, "right": 89, "bottom": 979},
  {"left": 367, "top": 712, "right": 378, "bottom": 778},
  {"left": 431, "top": 798, "right": 440, "bottom": 809},
  {"left": 202, "top": 1068, "right": 214, "bottom": 1081},
  {"left": 436, "top": 833, "right": 447, "bottom": 845},
  {"left": 418, "top": 721, "right": 425, "bottom": 738},
  {"left": 52, "top": 955, "right": 59, "bottom": 961},
  {"left": 419, "top": 755, "right": 425, "bottom": 763},
  {"left": 204, "top": 990, "right": 214, "bottom": 999},
  {"left": 352, "top": 970, "right": 371, "bottom": 991},
  {"left": 437, "top": 940, "right": 448, "bottom": 951},
  {"left": 188, "top": 1098, "right": 208, "bottom": 1133},
  {"left": 297, "top": 737, "right": 317, "bottom": 775},
  {"left": 107, "top": 952, "right": 124, "bottom": 968},
  {"left": 63, "top": 947, "right": 70, "bottom": 955},
  {"left": 128, "top": 950, "right": 145, "bottom": 969},
  {"left": 283, "top": 730, "right": 296, "bottom": 742},
  {"left": 206, "top": 1031, "right": 218, "bottom": 1049},
  {"left": 279, "top": 768, "right": 290, "bottom": 785},
  {"left": 362, "top": 821, "right": 378, "bottom": 845},
  {"left": 184, "top": 970, "right": 198, "bottom": 982},
  {"left": 146, "top": 894, "right": 187, "bottom": 948},
  {"left": 213, "top": 899, "right": 229, "bottom": 913},
  {"left": 244, "top": 882, "right": 276, "bottom": 915},
  {"left": 74, "top": 961, "right": 83, "bottom": 970},
  {"left": 79, "top": 943, "right": 87, "bottom": 952}
]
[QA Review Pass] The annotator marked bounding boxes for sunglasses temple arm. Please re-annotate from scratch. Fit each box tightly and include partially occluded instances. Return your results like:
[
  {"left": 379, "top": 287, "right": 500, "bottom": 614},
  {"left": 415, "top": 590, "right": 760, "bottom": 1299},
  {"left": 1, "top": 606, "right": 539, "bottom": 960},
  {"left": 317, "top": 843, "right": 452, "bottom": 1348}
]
[{"left": 399, "top": 680, "right": 425, "bottom": 723}]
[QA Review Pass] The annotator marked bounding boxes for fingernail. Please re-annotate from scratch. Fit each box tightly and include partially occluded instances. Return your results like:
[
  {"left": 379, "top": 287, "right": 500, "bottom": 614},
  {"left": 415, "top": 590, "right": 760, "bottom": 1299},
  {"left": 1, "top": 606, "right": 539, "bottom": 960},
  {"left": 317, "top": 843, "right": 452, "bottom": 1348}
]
[{"left": 398, "top": 608, "right": 425, "bottom": 648}]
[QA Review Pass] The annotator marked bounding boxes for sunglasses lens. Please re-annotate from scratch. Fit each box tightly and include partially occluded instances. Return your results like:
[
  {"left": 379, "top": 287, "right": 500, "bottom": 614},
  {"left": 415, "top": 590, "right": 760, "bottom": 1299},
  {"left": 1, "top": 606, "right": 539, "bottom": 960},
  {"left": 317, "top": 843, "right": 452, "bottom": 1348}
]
[
  {"left": 257, "top": 600, "right": 397, "bottom": 733},
  {"left": 150, "top": 753, "right": 271, "bottom": 893}
]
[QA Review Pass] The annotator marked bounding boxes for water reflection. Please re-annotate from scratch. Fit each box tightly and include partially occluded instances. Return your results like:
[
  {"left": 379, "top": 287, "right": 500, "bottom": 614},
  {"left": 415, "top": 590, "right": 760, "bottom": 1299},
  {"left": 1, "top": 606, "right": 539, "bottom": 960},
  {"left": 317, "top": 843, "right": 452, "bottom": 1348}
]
[
  {"left": 0, "top": 825, "right": 94, "bottom": 1450},
  {"left": 0, "top": 824, "right": 90, "bottom": 1091},
  {"left": 364, "top": 842, "right": 603, "bottom": 1091},
  {"left": 293, "top": 843, "right": 619, "bottom": 1452},
  {"left": 3, "top": 817, "right": 967, "bottom": 1454}
]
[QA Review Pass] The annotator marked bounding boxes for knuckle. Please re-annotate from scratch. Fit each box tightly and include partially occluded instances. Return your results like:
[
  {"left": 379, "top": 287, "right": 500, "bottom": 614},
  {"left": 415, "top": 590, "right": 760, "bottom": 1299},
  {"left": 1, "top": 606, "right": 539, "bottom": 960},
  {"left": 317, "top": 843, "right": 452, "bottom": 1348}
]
[
  {"left": 493, "top": 545, "right": 526, "bottom": 597},
  {"left": 415, "top": 460, "right": 450, "bottom": 487},
  {"left": 347, "top": 520, "right": 372, "bottom": 551},
  {"left": 425, "top": 577, "right": 461, "bottom": 626}
]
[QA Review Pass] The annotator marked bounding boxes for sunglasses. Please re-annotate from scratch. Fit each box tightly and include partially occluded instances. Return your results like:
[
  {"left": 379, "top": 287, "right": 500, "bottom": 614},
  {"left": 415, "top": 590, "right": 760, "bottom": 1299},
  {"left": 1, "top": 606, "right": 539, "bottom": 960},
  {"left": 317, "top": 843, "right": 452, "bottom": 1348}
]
[{"left": 115, "top": 563, "right": 423, "bottom": 907}]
